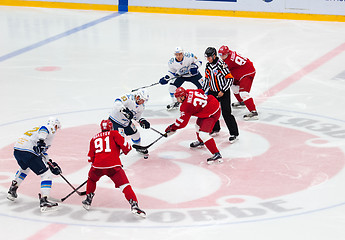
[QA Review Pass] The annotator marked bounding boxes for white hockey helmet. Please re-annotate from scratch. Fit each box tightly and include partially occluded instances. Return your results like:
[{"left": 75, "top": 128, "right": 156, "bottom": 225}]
[
  {"left": 47, "top": 116, "right": 61, "bottom": 133},
  {"left": 174, "top": 46, "right": 184, "bottom": 54},
  {"left": 134, "top": 89, "right": 149, "bottom": 102}
]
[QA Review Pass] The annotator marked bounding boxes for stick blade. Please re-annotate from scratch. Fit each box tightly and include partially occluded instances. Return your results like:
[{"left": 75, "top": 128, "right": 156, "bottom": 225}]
[{"left": 132, "top": 144, "right": 148, "bottom": 150}]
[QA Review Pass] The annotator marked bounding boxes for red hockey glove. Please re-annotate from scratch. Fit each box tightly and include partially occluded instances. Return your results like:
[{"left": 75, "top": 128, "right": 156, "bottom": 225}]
[{"left": 165, "top": 124, "right": 177, "bottom": 136}]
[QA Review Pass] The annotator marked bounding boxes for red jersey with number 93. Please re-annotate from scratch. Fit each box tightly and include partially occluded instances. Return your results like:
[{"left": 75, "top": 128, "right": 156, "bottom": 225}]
[
  {"left": 175, "top": 89, "right": 220, "bottom": 130},
  {"left": 87, "top": 130, "right": 131, "bottom": 169}
]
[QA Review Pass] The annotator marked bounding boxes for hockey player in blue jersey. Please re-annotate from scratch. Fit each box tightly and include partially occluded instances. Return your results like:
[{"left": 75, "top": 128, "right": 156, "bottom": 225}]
[
  {"left": 159, "top": 47, "right": 204, "bottom": 110},
  {"left": 7, "top": 117, "right": 62, "bottom": 212}
]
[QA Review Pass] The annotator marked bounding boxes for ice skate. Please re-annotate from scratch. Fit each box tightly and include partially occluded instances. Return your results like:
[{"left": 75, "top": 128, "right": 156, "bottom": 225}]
[
  {"left": 207, "top": 152, "right": 223, "bottom": 165},
  {"left": 229, "top": 135, "right": 239, "bottom": 144},
  {"left": 136, "top": 148, "right": 149, "bottom": 159},
  {"left": 232, "top": 101, "right": 246, "bottom": 109},
  {"left": 39, "top": 193, "right": 58, "bottom": 212},
  {"left": 190, "top": 141, "right": 204, "bottom": 148},
  {"left": 7, "top": 180, "right": 18, "bottom": 201},
  {"left": 243, "top": 111, "right": 259, "bottom": 121},
  {"left": 166, "top": 102, "right": 180, "bottom": 111},
  {"left": 82, "top": 192, "right": 95, "bottom": 210},
  {"left": 129, "top": 199, "right": 146, "bottom": 218}
]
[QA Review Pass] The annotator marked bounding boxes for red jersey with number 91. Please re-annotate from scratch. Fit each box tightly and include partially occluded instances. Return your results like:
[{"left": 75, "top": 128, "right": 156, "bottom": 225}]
[
  {"left": 223, "top": 50, "right": 255, "bottom": 81},
  {"left": 87, "top": 130, "right": 131, "bottom": 169},
  {"left": 174, "top": 89, "right": 220, "bottom": 130}
]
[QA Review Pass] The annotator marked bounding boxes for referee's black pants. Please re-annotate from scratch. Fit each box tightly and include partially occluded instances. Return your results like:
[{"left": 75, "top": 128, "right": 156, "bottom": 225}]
[{"left": 208, "top": 89, "right": 239, "bottom": 137}]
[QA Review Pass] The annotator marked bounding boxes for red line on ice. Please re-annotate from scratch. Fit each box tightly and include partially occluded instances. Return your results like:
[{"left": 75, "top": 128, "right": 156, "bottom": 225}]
[{"left": 256, "top": 41, "right": 345, "bottom": 105}]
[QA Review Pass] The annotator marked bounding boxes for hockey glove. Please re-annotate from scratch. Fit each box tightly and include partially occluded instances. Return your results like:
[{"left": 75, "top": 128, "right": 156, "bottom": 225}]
[
  {"left": 48, "top": 159, "right": 62, "bottom": 175},
  {"left": 120, "top": 107, "right": 134, "bottom": 120},
  {"left": 139, "top": 118, "right": 150, "bottom": 129},
  {"left": 33, "top": 139, "right": 46, "bottom": 154},
  {"left": 159, "top": 75, "right": 170, "bottom": 85},
  {"left": 189, "top": 63, "right": 198, "bottom": 75},
  {"left": 165, "top": 124, "right": 177, "bottom": 136}
]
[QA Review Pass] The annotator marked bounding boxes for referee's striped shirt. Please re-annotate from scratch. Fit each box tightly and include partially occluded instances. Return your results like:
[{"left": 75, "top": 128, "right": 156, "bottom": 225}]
[{"left": 203, "top": 57, "right": 234, "bottom": 93}]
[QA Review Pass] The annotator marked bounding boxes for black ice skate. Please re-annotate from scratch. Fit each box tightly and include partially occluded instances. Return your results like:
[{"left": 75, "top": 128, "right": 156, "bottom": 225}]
[
  {"left": 232, "top": 101, "right": 246, "bottom": 108},
  {"left": 166, "top": 102, "right": 180, "bottom": 111},
  {"left": 129, "top": 199, "right": 146, "bottom": 218},
  {"left": 82, "top": 192, "right": 95, "bottom": 210},
  {"left": 189, "top": 141, "right": 204, "bottom": 148},
  {"left": 39, "top": 193, "right": 58, "bottom": 212},
  {"left": 207, "top": 152, "right": 223, "bottom": 165},
  {"left": 7, "top": 180, "right": 18, "bottom": 201},
  {"left": 229, "top": 135, "right": 239, "bottom": 144},
  {"left": 243, "top": 111, "right": 259, "bottom": 121}
]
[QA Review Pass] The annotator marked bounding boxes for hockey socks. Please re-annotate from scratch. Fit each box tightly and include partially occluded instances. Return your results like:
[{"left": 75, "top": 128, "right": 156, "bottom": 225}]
[
  {"left": 204, "top": 138, "right": 219, "bottom": 155},
  {"left": 122, "top": 185, "right": 138, "bottom": 203},
  {"left": 243, "top": 98, "right": 256, "bottom": 112}
]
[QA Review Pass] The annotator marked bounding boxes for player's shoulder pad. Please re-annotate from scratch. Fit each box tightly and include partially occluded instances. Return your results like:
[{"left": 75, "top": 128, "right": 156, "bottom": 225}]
[
  {"left": 111, "top": 129, "right": 124, "bottom": 138},
  {"left": 39, "top": 125, "right": 49, "bottom": 134},
  {"left": 118, "top": 94, "right": 129, "bottom": 102},
  {"left": 168, "top": 57, "right": 175, "bottom": 65},
  {"left": 184, "top": 52, "right": 192, "bottom": 58}
]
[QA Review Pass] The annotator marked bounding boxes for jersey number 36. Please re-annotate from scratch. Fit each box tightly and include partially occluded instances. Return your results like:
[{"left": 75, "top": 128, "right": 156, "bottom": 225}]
[{"left": 193, "top": 92, "right": 207, "bottom": 108}]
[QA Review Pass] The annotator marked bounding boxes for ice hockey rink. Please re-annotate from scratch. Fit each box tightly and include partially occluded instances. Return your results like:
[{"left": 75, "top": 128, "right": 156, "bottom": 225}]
[{"left": 1, "top": 6, "right": 345, "bottom": 240}]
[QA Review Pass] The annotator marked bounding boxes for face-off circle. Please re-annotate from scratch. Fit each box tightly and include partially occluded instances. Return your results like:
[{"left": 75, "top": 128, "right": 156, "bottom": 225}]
[{"left": 0, "top": 110, "right": 344, "bottom": 227}]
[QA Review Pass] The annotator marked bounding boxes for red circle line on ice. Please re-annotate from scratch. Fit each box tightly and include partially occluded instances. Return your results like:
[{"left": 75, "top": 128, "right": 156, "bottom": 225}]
[{"left": 0, "top": 109, "right": 344, "bottom": 227}]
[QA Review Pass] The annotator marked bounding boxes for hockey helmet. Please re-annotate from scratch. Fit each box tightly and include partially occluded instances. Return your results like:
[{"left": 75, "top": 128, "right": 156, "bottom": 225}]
[
  {"left": 134, "top": 89, "right": 149, "bottom": 102},
  {"left": 100, "top": 119, "right": 113, "bottom": 132},
  {"left": 204, "top": 47, "right": 217, "bottom": 57},
  {"left": 47, "top": 117, "right": 61, "bottom": 133},
  {"left": 174, "top": 87, "right": 187, "bottom": 99},
  {"left": 218, "top": 45, "right": 230, "bottom": 56},
  {"left": 174, "top": 46, "right": 184, "bottom": 54}
]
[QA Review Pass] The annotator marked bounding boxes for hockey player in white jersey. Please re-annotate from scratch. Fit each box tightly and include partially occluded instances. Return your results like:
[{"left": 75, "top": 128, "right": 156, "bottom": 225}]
[
  {"left": 7, "top": 117, "right": 62, "bottom": 212},
  {"left": 159, "top": 47, "right": 204, "bottom": 110},
  {"left": 109, "top": 89, "right": 151, "bottom": 157}
]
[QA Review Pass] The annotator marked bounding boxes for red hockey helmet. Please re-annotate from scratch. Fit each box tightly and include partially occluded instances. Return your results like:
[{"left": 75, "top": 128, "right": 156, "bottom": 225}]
[
  {"left": 100, "top": 119, "right": 113, "bottom": 132},
  {"left": 174, "top": 87, "right": 187, "bottom": 98},
  {"left": 218, "top": 45, "right": 230, "bottom": 56}
]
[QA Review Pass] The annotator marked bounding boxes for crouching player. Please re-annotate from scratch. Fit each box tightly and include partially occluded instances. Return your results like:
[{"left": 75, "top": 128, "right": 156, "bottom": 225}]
[
  {"left": 165, "top": 87, "right": 223, "bottom": 164},
  {"left": 82, "top": 119, "right": 146, "bottom": 217},
  {"left": 7, "top": 117, "right": 62, "bottom": 212}
]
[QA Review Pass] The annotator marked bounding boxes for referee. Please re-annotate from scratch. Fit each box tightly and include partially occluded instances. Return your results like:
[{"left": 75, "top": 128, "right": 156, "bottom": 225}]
[{"left": 203, "top": 47, "right": 239, "bottom": 143}]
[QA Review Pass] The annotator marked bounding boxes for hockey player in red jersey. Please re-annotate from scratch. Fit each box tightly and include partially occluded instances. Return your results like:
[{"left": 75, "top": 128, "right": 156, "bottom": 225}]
[
  {"left": 82, "top": 119, "right": 146, "bottom": 217},
  {"left": 164, "top": 87, "right": 223, "bottom": 164},
  {"left": 218, "top": 45, "right": 258, "bottom": 120}
]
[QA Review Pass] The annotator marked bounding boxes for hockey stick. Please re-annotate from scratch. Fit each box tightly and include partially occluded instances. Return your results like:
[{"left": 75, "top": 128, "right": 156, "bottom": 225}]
[
  {"left": 131, "top": 82, "right": 160, "bottom": 92},
  {"left": 131, "top": 75, "right": 185, "bottom": 92},
  {"left": 45, "top": 159, "right": 86, "bottom": 197},
  {"left": 60, "top": 180, "right": 87, "bottom": 202},
  {"left": 58, "top": 173, "right": 87, "bottom": 196},
  {"left": 150, "top": 127, "right": 168, "bottom": 137},
  {"left": 132, "top": 134, "right": 166, "bottom": 151}
]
